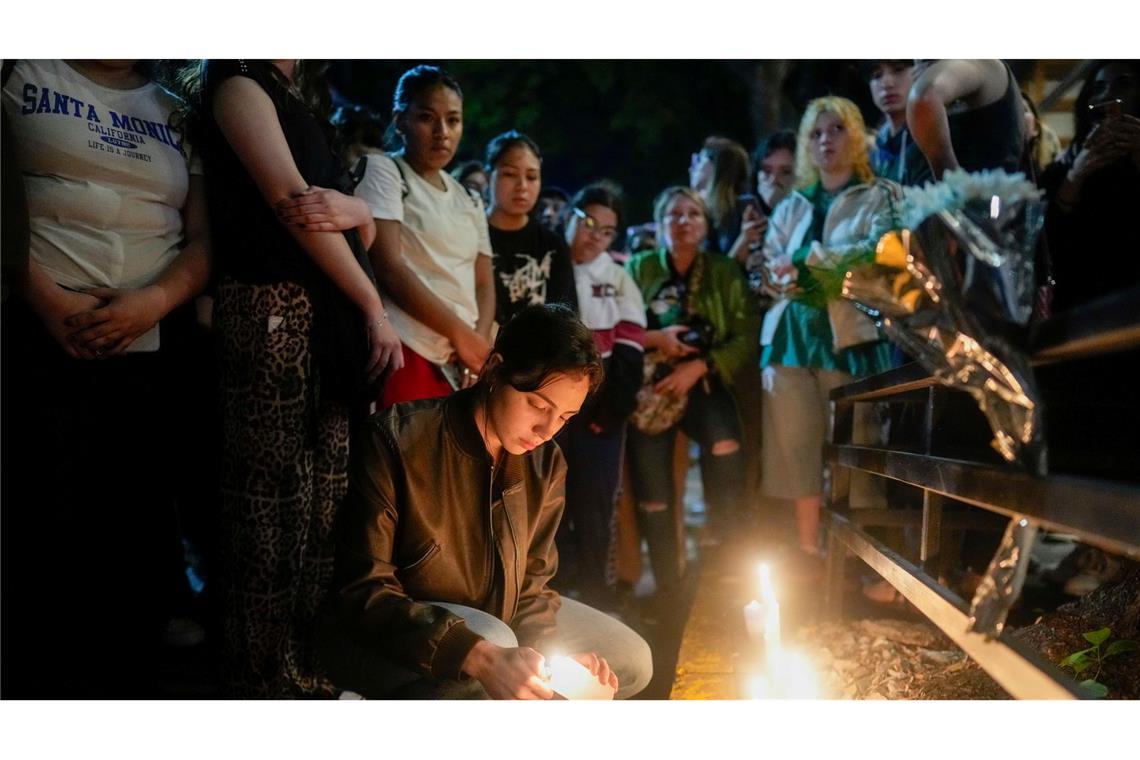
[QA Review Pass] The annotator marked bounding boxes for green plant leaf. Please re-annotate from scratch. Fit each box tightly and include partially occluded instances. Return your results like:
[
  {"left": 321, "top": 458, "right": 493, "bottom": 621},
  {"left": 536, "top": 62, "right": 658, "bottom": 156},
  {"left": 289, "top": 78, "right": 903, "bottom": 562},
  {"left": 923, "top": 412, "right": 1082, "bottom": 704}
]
[
  {"left": 1083, "top": 627, "right": 1112, "bottom": 646},
  {"left": 1104, "top": 640, "right": 1140, "bottom": 658},
  {"left": 1078, "top": 679, "right": 1109, "bottom": 699},
  {"left": 1071, "top": 660, "right": 1093, "bottom": 675},
  {"left": 1059, "top": 649, "right": 1094, "bottom": 666}
]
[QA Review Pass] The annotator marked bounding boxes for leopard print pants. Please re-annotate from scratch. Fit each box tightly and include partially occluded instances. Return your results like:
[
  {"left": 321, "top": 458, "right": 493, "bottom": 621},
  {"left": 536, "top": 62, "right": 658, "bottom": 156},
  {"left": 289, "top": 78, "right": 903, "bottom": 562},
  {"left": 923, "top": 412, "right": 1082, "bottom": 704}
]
[{"left": 215, "top": 278, "right": 349, "bottom": 698}]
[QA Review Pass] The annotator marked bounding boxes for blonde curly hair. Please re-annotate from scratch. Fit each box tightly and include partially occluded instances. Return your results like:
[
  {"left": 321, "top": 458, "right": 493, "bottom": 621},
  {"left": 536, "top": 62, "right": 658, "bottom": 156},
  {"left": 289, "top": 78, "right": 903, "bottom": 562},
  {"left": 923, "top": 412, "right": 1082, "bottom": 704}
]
[{"left": 794, "top": 96, "right": 875, "bottom": 189}]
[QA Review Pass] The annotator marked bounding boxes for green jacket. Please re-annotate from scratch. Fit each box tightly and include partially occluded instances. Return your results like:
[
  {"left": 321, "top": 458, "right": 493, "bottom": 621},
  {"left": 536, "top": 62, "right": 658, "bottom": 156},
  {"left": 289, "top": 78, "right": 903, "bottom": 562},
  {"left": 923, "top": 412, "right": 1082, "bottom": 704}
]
[{"left": 626, "top": 248, "right": 760, "bottom": 387}]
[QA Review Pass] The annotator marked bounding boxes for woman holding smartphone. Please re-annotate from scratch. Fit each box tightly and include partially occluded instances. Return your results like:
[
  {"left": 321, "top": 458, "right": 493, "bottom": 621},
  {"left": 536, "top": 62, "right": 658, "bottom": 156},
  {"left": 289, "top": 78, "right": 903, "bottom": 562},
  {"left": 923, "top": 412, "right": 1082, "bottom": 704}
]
[
  {"left": 689, "top": 135, "right": 756, "bottom": 261},
  {"left": 350, "top": 65, "right": 496, "bottom": 407}
]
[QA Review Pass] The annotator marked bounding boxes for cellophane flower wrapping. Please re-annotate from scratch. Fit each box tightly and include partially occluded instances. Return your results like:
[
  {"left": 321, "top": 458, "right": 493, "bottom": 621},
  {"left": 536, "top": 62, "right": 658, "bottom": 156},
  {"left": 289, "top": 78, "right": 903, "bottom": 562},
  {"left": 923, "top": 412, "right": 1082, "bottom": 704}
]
[
  {"left": 967, "top": 516, "right": 1038, "bottom": 638},
  {"left": 840, "top": 170, "right": 1047, "bottom": 473}
]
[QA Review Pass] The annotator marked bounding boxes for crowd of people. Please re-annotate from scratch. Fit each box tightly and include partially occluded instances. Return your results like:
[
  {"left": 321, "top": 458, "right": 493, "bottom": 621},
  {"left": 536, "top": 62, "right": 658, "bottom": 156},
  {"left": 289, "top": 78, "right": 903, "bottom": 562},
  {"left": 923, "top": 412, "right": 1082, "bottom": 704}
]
[{"left": 2, "top": 58, "right": 1138, "bottom": 700}]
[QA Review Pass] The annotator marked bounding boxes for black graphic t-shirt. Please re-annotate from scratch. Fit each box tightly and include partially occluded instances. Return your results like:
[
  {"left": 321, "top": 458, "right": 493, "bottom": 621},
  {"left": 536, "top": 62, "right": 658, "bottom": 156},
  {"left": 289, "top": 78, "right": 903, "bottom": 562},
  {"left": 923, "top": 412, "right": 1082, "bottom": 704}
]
[
  {"left": 489, "top": 216, "right": 577, "bottom": 326},
  {"left": 646, "top": 255, "right": 691, "bottom": 330}
]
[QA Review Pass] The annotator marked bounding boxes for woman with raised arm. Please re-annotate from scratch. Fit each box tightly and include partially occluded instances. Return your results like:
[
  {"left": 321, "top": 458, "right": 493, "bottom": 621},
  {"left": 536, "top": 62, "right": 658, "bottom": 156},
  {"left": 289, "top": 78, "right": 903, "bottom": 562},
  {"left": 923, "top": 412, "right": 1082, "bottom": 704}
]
[
  {"left": 351, "top": 65, "right": 496, "bottom": 407},
  {"left": 320, "top": 304, "right": 653, "bottom": 699},
  {"left": 906, "top": 59, "right": 1025, "bottom": 179},
  {"left": 690, "top": 135, "right": 765, "bottom": 266},
  {"left": 197, "top": 58, "right": 401, "bottom": 697}
]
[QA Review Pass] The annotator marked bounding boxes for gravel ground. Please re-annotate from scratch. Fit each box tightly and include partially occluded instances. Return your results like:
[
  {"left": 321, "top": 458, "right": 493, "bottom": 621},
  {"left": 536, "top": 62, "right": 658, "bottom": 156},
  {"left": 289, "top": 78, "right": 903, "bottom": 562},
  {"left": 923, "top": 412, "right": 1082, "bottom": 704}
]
[{"left": 797, "top": 618, "right": 1010, "bottom": 699}]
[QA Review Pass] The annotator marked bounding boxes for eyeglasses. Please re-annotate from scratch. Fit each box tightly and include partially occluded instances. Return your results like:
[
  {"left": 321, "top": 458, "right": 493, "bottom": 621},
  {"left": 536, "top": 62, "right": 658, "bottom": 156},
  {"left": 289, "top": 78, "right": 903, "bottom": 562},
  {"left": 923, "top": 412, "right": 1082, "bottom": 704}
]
[
  {"left": 572, "top": 207, "right": 618, "bottom": 238},
  {"left": 663, "top": 210, "right": 705, "bottom": 224}
]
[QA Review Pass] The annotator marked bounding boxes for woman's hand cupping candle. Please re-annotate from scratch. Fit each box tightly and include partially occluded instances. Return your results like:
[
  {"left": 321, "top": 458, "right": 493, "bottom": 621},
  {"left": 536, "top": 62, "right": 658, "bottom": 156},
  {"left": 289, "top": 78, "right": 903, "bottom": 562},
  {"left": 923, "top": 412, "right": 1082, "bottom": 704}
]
[{"left": 546, "top": 654, "right": 616, "bottom": 700}]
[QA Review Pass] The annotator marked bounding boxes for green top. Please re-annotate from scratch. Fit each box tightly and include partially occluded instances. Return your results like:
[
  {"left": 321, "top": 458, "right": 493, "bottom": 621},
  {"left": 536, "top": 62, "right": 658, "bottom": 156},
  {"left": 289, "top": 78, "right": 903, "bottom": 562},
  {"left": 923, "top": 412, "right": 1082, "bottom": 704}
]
[
  {"left": 626, "top": 247, "right": 760, "bottom": 387},
  {"left": 761, "top": 182, "right": 892, "bottom": 377}
]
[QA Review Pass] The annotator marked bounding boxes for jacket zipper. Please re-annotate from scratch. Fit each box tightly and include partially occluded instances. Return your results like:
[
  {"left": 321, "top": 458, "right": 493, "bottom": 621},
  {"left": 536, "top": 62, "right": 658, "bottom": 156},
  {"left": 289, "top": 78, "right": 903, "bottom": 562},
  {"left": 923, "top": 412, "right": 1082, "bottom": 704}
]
[
  {"left": 501, "top": 482, "right": 521, "bottom": 621},
  {"left": 403, "top": 541, "right": 440, "bottom": 572},
  {"left": 491, "top": 459, "right": 522, "bottom": 621},
  {"left": 485, "top": 461, "right": 495, "bottom": 604}
]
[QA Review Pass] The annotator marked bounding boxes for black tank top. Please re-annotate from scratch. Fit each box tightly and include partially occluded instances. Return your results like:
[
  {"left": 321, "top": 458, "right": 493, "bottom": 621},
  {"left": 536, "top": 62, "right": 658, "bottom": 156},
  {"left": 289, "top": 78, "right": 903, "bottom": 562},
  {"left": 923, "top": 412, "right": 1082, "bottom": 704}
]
[{"left": 947, "top": 62, "right": 1025, "bottom": 174}]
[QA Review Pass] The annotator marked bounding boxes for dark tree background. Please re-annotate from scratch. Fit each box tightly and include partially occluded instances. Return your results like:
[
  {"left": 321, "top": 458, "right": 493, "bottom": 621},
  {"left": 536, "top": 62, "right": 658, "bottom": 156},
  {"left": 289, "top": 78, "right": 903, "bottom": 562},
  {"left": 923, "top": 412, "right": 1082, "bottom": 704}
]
[{"left": 327, "top": 60, "right": 880, "bottom": 226}]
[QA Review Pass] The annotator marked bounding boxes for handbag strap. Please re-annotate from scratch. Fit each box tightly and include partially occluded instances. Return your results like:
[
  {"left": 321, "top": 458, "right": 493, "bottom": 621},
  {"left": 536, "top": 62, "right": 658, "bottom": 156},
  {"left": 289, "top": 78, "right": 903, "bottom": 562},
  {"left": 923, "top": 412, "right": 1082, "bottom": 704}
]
[{"left": 683, "top": 251, "right": 706, "bottom": 320}]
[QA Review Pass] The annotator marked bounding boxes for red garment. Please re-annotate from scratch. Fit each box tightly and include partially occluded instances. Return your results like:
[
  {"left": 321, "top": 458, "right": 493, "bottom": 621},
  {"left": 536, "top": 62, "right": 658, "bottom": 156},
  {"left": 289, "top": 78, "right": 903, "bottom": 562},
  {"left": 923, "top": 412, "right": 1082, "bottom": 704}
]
[{"left": 379, "top": 343, "right": 454, "bottom": 409}]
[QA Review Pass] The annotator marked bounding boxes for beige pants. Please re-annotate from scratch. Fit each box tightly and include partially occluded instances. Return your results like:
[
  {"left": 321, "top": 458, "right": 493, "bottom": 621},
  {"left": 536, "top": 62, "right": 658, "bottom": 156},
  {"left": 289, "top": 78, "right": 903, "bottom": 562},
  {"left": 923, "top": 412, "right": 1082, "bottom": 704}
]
[{"left": 760, "top": 363, "right": 885, "bottom": 507}]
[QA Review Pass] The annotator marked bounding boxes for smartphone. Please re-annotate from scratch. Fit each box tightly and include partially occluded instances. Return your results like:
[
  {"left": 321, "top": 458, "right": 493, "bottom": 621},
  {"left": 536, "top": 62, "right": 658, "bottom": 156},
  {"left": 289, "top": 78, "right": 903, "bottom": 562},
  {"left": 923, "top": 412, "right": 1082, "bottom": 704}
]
[
  {"left": 739, "top": 193, "right": 763, "bottom": 215},
  {"left": 1089, "top": 98, "right": 1123, "bottom": 120},
  {"left": 438, "top": 361, "right": 468, "bottom": 391}
]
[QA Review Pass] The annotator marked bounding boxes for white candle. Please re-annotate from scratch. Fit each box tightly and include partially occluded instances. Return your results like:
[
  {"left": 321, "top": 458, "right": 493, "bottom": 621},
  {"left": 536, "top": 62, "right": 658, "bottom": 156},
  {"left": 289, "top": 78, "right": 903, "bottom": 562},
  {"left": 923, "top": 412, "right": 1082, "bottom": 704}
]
[
  {"left": 757, "top": 563, "right": 781, "bottom": 670},
  {"left": 758, "top": 563, "right": 775, "bottom": 600},
  {"left": 547, "top": 655, "right": 615, "bottom": 700},
  {"left": 743, "top": 600, "right": 765, "bottom": 640},
  {"left": 765, "top": 599, "right": 781, "bottom": 663}
]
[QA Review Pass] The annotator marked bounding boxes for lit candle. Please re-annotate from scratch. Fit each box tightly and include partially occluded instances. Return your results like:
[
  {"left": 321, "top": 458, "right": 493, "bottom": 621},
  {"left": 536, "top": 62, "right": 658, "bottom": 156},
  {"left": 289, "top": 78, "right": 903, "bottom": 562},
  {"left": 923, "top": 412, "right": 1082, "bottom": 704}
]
[
  {"left": 744, "top": 673, "right": 771, "bottom": 700},
  {"left": 758, "top": 563, "right": 781, "bottom": 657},
  {"left": 741, "top": 563, "right": 782, "bottom": 675},
  {"left": 546, "top": 655, "right": 615, "bottom": 700},
  {"left": 743, "top": 600, "right": 765, "bottom": 640}
]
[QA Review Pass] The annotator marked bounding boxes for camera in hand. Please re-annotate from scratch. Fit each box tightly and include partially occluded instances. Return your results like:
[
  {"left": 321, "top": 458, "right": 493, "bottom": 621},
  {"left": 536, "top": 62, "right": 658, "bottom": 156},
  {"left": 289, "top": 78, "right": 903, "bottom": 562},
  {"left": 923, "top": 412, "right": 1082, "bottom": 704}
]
[
  {"left": 678, "top": 318, "right": 715, "bottom": 353},
  {"left": 651, "top": 318, "right": 716, "bottom": 383}
]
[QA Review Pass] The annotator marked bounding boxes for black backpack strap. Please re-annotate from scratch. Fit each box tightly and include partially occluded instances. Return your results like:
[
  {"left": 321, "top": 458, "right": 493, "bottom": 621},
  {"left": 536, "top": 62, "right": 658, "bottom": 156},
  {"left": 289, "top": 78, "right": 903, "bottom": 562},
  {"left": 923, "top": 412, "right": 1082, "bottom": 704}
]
[
  {"left": 390, "top": 154, "right": 410, "bottom": 200},
  {"left": 348, "top": 155, "right": 368, "bottom": 189},
  {"left": 2, "top": 60, "right": 17, "bottom": 88},
  {"left": 463, "top": 185, "right": 481, "bottom": 208}
]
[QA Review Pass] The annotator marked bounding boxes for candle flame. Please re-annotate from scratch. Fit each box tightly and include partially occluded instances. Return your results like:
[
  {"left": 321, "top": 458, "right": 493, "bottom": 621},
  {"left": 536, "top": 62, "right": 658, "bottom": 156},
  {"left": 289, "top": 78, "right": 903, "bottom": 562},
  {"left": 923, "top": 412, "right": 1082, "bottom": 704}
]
[
  {"left": 758, "top": 562, "right": 776, "bottom": 602},
  {"left": 547, "top": 655, "right": 615, "bottom": 700}
]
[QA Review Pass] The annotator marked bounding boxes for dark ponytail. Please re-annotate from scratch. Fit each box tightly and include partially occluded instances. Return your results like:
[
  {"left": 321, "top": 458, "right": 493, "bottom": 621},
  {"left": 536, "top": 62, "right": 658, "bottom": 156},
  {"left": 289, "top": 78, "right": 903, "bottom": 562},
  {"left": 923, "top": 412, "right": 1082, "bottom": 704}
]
[
  {"left": 483, "top": 130, "right": 542, "bottom": 172},
  {"left": 481, "top": 304, "right": 604, "bottom": 394}
]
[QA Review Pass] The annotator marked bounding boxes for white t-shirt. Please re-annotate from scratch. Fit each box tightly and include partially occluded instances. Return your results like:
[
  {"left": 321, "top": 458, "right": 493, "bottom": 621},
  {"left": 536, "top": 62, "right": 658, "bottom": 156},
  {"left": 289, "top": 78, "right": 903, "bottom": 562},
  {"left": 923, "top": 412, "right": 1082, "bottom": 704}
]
[
  {"left": 3, "top": 59, "right": 201, "bottom": 351},
  {"left": 354, "top": 153, "right": 492, "bottom": 365}
]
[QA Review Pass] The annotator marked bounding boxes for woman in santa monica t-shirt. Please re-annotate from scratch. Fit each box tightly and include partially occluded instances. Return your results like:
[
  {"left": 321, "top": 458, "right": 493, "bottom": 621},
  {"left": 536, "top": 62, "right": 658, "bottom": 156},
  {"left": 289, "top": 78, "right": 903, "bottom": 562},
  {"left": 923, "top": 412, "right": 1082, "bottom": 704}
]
[
  {"left": 352, "top": 65, "right": 496, "bottom": 407},
  {"left": 1, "top": 59, "right": 210, "bottom": 697},
  {"left": 485, "top": 130, "right": 577, "bottom": 328}
]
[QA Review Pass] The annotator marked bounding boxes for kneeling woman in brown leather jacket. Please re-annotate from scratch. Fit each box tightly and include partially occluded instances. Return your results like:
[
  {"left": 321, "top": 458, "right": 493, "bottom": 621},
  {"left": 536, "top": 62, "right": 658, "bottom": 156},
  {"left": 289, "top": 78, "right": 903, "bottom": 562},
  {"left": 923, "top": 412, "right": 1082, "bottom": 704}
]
[{"left": 319, "top": 304, "right": 653, "bottom": 699}]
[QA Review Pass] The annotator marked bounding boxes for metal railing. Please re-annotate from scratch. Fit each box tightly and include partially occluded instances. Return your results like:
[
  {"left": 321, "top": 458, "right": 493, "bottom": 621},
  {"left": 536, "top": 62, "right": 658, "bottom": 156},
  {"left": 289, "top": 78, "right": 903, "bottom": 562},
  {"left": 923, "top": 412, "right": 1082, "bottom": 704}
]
[{"left": 822, "top": 285, "right": 1140, "bottom": 700}]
